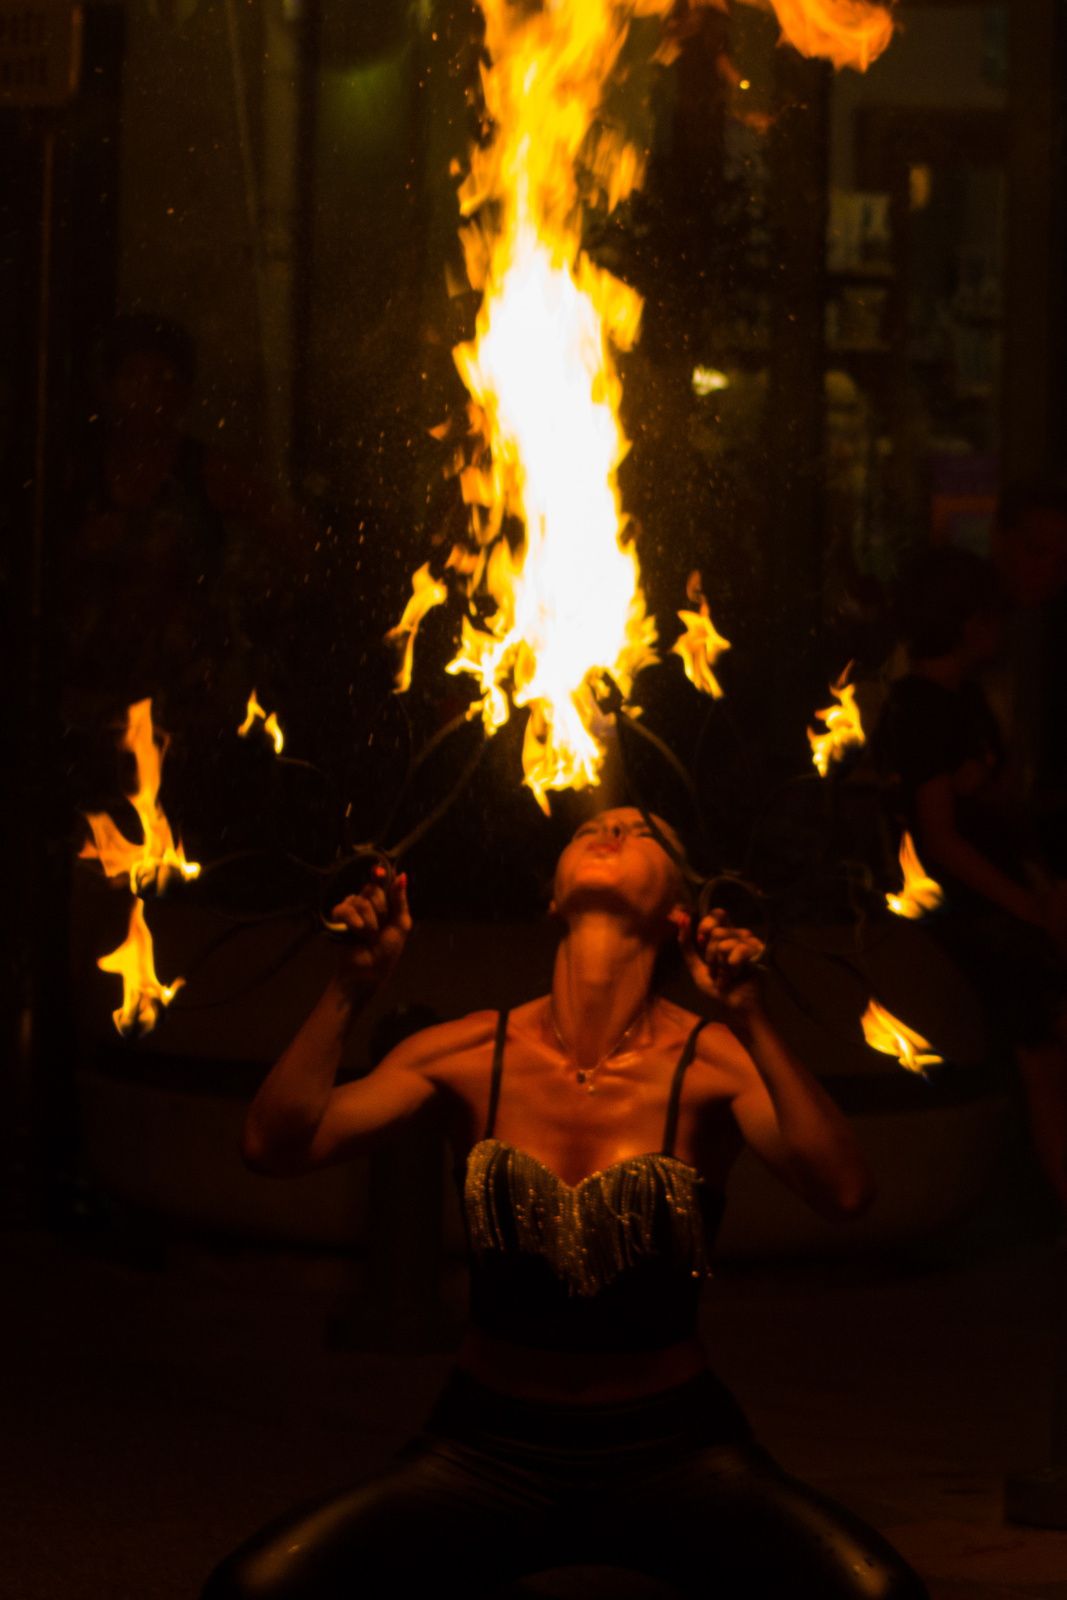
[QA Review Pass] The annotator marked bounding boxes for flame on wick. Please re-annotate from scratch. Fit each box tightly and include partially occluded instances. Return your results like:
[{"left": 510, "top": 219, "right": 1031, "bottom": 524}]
[
  {"left": 98, "top": 899, "right": 184, "bottom": 1038},
  {"left": 808, "top": 668, "right": 865, "bottom": 777},
  {"left": 238, "top": 690, "right": 285, "bottom": 755},
  {"left": 861, "top": 997, "right": 943, "bottom": 1074},
  {"left": 80, "top": 699, "right": 200, "bottom": 897},
  {"left": 673, "top": 570, "right": 731, "bottom": 699},
  {"left": 886, "top": 831, "right": 943, "bottom": 921}
]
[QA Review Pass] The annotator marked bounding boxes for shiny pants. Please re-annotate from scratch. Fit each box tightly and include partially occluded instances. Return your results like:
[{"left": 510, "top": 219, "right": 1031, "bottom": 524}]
[{"left": 202, "top": 1370, "right": 927, "bottom": 1600}]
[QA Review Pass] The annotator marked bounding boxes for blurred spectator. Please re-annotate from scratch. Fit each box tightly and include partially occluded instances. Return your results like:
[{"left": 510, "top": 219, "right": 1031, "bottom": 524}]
[
  {"left": 878, "top": 545, "right": 1067, "bottom": 1216},
  {"left": 992, "top": 480, "right": 1067, "bottom": 612},
  {"left": 985, "top": 473, "right": 1067, "bottom": 800},
  {"left": 62, "top": 314, "right": 315, "bottom": 729}
]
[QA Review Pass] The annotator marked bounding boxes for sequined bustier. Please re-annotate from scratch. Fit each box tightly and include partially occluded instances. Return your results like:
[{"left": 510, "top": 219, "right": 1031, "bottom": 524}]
[{"left": 460, "top": 1012, "right": 724, "bottom": 1353}]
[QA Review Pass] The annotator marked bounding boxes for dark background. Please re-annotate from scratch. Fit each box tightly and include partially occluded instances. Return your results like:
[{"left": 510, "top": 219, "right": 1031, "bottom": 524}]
[{"left": 3, "top": 4, "right": 1067, "bottom": 1596}]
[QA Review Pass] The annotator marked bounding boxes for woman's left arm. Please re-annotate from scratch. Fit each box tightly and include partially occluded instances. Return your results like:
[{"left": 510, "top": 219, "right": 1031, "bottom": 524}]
[{"left": 675, "top": 911, "right": 875, "bottom": 1221}]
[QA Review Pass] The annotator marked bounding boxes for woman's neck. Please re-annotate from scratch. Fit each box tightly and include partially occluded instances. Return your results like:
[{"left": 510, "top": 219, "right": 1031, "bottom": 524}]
[{"left": 550, "top": 913, "right": 657, "bottom": 1067}]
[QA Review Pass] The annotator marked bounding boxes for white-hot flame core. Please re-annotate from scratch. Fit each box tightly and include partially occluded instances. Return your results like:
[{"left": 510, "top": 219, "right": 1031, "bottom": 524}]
[{"left": 455, "top": 230, "right": 654, "bottom": 804}]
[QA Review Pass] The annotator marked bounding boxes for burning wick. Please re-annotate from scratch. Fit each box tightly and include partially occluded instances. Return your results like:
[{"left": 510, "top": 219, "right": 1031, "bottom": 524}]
[
  {"left": 673, "top": 570, "right": 731, "bottom": 700},
  {"left": 80, "top": 698, "right": 201, "bottom": 897},
  {"left": 808, "top": 669, "right": 865, "bottom": 777},
  {"left": 886, "top": 832, "right": 944, "bottom": 921},
  {"left": 98, "top": 900, "right": 184, "bottom": 1038},
  {"left": 237, "top": 690, "right": 285, "bottom": 756},
  {"left": 79, "top": 699, "right": 193, "bottom": 1036},
  {"left": 861, "top": 998, "right": 943, "bottom": 1075}
]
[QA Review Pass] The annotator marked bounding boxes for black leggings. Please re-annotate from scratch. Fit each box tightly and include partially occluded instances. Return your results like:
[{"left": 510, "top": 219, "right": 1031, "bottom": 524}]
[{"left": 202, "top": 1369, "right": 927, "bottom": 1600}]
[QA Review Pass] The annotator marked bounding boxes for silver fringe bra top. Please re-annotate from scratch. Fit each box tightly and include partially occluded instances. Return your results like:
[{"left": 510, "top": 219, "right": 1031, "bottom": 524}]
[{"left": 460, "top": 1014, "right": 724, "bottom": 1353}]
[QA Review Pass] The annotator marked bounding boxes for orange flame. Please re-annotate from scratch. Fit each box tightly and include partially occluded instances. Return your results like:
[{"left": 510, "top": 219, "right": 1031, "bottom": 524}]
[
  {"left": 861, "top": 997, "right": 942, "bottom": 1073},
  {"left": 80, "top": 699, "right": 200, "bottom": 896},
  {"left": 98, "top": 899, "right": 184, "bottom": 1038},
  {"left": 238, "top": 690, "right": 285, "bottom": 755},
  {"left": 396, "top": 0, "right": 894, "bottom": 809},
  {"left": 386, "top": 564, "right": 449, "bottom": 695},
  {"left": 760, "top": 0, "right": 894, "bottom": 73},
  {"left": 808, "top": 670, "right": 865, "bottom": 777},
  {"left": 673, "top": 570, "right": 731, "bottom": 699},
  {"left": 886, "top": 831, "right": 943, "bottom": 921}
]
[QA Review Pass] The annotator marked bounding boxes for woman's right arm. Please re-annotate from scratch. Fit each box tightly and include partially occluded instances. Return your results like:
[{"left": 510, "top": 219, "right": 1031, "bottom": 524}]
[{"left": 242, "top": 871, "right": 433, "bottom": 1175}]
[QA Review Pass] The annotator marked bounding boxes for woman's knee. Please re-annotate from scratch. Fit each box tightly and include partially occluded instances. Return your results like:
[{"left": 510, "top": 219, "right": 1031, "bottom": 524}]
[
  {"left": 856, "top": 1553, "right": 929, "bottom": 1600},
  {"left": 199, "top": 1546, "right": 305, "bottom": 1600},
  {"left": 200, "top": 1553, "right": 256, "bottom": 1600}
]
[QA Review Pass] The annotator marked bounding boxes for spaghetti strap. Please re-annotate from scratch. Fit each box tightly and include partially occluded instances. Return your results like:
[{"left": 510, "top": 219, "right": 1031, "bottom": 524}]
[
  {"left": 661, "top": 1018, "right": 707, "bottom": 1158},
  {"left": 483, "top": 1009, "right": 510, "bottom": 1140}
]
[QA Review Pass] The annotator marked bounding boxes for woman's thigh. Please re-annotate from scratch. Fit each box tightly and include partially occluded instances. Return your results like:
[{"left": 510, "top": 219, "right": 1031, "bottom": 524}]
[
  {"left": 200, "top": 1437, "right": 563, "bottom": 1600},
  {"left": 610, "top": 1444, "right": 927, "bottom": 1600}
]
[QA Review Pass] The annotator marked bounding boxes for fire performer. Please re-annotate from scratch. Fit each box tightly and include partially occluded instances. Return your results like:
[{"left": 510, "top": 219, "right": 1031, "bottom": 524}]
[{"left": 203, "top": 808, "right": 925, "bottom": 1599}]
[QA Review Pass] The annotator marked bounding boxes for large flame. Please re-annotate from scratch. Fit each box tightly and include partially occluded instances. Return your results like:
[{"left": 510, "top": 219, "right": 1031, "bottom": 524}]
[
  {"left": 439, "top": 0, "right": 662, "bottom": 812},
  {"left": 80, "top": 699, "right": 200, "bottom": 896},
  {"left": 861, "top": 997, "right": 942, "bottom": 1074},
  {"left": 808, "top": 669, "right": 865, "bottom": 777},
  {"left": 98, "top": 899, "right": 184, "bottom": 1038},
  {"left": 395, "top": 0, "right": 893, "bottom": 811},
  {"left": 886, "top": 831, "right": 943, "bottom": 921}
]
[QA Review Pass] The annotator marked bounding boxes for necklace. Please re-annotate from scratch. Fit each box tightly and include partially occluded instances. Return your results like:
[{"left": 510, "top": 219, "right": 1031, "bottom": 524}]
[{"left": 548, "top": 1004, "right": 648, "bottom": 1094}]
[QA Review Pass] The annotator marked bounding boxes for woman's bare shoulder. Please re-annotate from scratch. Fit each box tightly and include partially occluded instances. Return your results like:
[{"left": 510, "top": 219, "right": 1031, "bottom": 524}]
[
  {"left": 691, "top": 1013, "right": 756, "bottom": 1086},
  {"left": 392, "top": 1009, "right": 502, "bottom": 1077},
  {"left": 654, "top": 996, "right": 728, "bottom": 1047}
]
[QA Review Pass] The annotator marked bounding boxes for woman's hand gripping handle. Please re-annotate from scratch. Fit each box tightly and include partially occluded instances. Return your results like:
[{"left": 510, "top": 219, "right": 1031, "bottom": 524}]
[
  {"left": 670, "top": 908, "right": 767, "bottom": 1019},
  {"left": 328, "top": 867, "right": 412, "bottom": 991},
  {"left": 243, "top": 869, "right": 413, "bottom": 1174}
]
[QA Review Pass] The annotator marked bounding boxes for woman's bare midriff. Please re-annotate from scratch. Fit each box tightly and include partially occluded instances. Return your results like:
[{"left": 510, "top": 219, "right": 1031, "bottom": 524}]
[{"left": 456, "top": 1326, "right": 709, "bottom": 1403}]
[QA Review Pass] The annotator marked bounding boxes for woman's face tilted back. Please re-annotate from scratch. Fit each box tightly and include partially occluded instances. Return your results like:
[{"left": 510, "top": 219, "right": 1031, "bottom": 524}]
[{"left": 552, "top": 808, "right": 688, "bottom": 938}]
